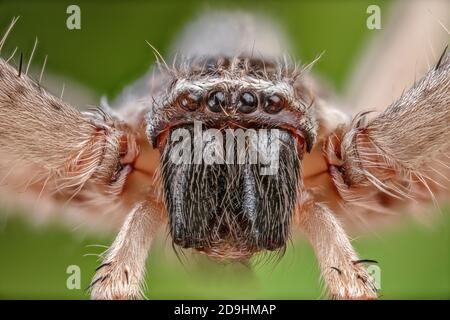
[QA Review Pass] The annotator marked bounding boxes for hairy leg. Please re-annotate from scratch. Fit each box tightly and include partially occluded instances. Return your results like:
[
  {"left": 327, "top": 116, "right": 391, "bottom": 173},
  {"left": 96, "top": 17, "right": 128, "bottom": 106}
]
[
  {"left": 0, "top": 56, "right": 142, "bottom": 199},
  {"left": 0, "top": 52, "right": 145, "bottom": 231},
  {"left": 298, "top": 202, "right": 377, "bottom": 299},
  {"left": 326, "top": 52, "right": 450, "bottom": 206},
  {"left": 89, "top": 199, "right": 164, "bottom": 300}
]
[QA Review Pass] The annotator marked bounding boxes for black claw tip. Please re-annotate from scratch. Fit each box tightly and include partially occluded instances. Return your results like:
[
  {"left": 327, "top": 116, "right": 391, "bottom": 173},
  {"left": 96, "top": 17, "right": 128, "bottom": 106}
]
[
  {"left": 353, "top": 259, "right": 378, "bottom": 265},
  {"left": 95, "top": 262, "right": 112, "bottom": 272},
  {"left": 435, "top": 44, "right": 448, "bottom": 70},
  {"left": 331, "top": 267, "right": 342, "bottom": 275},
  {"left": 86, "top": 276, "right": 103, "bottom": 291},
  {"left": 124, "top": 269, "right": 129, "bottom": 285},
  {"left": 357, "top": 275, "right": 367, "bottom": 284},
  {"left": 18, "top": 52, "right": 23, "bottom": 77}
]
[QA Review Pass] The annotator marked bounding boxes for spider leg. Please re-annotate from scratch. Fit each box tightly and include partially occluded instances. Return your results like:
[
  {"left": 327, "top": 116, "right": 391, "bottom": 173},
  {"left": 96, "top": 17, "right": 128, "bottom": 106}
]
[
  {"left": 298, "top": 201, "right": 377, "bottom": 299},
  {"left": 89, "top": 199, "right": 164, "bottom": 300},
  {"left": 299, "top": 53, "right": 448, "bottom": 297},
  {"left": 0, "top": 57, "right": 140, "bottom": 217},
  {"left": 325, "top": 52, "right": 450, "bottom": 211}
]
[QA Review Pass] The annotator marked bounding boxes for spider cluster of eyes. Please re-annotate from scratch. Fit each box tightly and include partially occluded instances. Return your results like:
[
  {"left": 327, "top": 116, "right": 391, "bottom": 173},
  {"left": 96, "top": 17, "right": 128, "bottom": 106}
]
[{"left": 176, "top": 88, "right": 286, "bottom": 114}]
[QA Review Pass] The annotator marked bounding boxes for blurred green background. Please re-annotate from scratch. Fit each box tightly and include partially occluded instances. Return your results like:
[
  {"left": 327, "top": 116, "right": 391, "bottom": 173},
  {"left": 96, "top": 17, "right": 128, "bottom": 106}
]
[{"left": 0, "top": 0, "right": 449, "bottom": 299}]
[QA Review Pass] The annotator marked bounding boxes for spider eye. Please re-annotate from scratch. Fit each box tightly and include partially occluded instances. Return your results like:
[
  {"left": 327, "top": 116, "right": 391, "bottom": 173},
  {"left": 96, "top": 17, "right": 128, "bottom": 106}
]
[
  {"left": 207, "top": 90, "right": 227, "bottom": 112},
  {"left": 178, "top": 90, "right": 201, "bottom": 111},
  {"left": 238, "top": 91, "right": 258, "bottom": 113},
  {"left": 264, "top": 94, "right": 286, "bottom": 114}
]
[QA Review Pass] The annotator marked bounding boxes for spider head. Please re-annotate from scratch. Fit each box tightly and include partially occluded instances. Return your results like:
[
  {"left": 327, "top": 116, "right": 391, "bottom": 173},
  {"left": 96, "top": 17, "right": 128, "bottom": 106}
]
[{"left": 146, "top": 56, "right": 317, "bottom": 260}]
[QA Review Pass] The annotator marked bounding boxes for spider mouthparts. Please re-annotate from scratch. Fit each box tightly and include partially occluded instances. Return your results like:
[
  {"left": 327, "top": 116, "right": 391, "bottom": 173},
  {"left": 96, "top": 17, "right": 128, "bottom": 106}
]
[{"left": 160, "top": 124, "right": 301, "bottom": 257}]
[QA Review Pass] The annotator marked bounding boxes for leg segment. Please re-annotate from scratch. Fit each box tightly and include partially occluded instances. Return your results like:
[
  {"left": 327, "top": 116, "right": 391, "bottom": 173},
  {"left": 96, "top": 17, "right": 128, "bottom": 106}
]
[
  {"left": 0, "top": 58, "right": 139, "bottom": 201},
  {"left": 298, "top": 202, "right": 377, "bottom": 299},
  {"left": 89, "top": 200, "right": 164, "bottom": 300},
  {"left": 326, "top": 52, "right": 450, "bottom": 205}
]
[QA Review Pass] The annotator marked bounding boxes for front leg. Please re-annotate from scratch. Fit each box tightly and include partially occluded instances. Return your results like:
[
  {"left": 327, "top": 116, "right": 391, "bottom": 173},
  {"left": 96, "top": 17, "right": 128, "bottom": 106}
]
[
  {"left": 326, "top": 52, "right": 450, "bottom": 205},
  {"left": 298, "top": 202, "right": 377, "bottom": 299},
  {"left": 89, "top": 200, "right": 163, "bottom": 300}
]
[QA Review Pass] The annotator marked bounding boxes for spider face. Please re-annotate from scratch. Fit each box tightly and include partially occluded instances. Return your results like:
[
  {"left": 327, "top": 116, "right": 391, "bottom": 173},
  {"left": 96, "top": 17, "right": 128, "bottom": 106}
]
[
  {"left": 160, "top": 125, "right": 301, "bottom": 259},
  {"left": 146, "top": 56, "right": 317, "bottom": 260}
]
